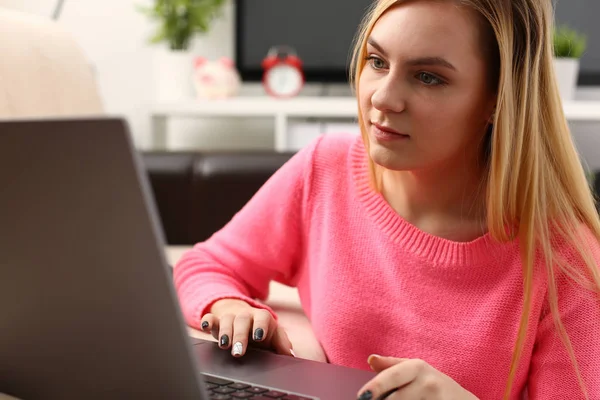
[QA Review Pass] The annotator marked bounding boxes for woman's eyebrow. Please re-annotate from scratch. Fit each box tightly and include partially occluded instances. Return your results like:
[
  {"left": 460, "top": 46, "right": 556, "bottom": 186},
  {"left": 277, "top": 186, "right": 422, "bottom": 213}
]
[
  {"left": 405, "top": 57, "right": 456, "bottom": 71},
  {"left": 367, "top": 36, "right": 457, "bottom": 71},
  {"left": 367, "top": 36, "right": 388, "bottom": 57}
]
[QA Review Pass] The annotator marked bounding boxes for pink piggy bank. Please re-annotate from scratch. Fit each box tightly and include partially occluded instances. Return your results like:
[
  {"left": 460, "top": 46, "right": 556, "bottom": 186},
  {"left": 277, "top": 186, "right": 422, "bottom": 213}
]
[{"left": 192, "top": 57, "right": 241, "bottom": 99}]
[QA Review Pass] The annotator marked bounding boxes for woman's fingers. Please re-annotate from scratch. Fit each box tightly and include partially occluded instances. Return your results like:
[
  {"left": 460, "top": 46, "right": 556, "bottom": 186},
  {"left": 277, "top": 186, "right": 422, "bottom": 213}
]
[
  {"left": 368, "top": 354, "right": 408, "bottom": 372},
  {"left": 200, "top": 313, "right": 219, "bottom": 340},
  {"left": 217, "top": 313, "right": 234, "bottom": 349},
  {"left": 231, "top": 312, "right": 253, "bottom": 357},
  {"left": 251, "top": 309, "right": 272, "bottom": 343},
  {"left": 272, "top": 326, "right": 295, "bottom": 357},
  {"left": 201, "top": 308, "right": 291, "bottom": 358},
  {"left": 357, "top": 359, "right": 424, "bottom": 400}
]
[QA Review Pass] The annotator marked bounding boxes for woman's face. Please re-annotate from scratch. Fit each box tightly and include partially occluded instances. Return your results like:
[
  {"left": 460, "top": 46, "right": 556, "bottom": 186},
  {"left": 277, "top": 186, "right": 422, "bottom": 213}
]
[{"left": 359, "top": 0, "right": 497, "bottom": 172}]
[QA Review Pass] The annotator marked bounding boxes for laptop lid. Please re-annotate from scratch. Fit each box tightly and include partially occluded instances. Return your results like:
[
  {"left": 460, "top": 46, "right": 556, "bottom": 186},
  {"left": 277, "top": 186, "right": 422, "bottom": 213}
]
[{"left": 0, "top": 118, "right": 206, "bottom": 399}]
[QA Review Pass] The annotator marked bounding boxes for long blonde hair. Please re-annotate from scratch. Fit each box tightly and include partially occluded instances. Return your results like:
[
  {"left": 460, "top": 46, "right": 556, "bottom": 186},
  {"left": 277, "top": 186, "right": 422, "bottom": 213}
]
[{"left": 350, "top": 0, "right": 600, "bottom": 398}]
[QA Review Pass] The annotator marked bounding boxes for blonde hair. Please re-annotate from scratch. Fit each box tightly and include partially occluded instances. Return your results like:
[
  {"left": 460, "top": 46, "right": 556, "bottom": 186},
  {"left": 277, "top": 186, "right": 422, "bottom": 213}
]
[{"left": 350, "top": 0, "right": 600, "bottom": 398}]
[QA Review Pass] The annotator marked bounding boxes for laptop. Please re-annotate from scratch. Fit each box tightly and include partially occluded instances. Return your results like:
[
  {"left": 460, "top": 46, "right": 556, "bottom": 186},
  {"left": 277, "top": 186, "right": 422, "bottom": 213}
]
[{"left": 0, "top": 118, "right": 377, "bottom": 400}]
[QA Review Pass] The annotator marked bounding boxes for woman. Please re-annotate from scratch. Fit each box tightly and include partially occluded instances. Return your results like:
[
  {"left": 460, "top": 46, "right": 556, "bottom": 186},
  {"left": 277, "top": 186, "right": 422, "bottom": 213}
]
[{"left": 173, "top": 0, "right": 600, "bottom": 398}]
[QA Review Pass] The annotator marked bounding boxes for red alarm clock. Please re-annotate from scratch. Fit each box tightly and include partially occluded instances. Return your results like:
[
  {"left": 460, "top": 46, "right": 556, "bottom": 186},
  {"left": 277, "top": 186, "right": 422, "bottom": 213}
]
[{"left": 261, "top": 46, "right": 305, "bottom": 98}]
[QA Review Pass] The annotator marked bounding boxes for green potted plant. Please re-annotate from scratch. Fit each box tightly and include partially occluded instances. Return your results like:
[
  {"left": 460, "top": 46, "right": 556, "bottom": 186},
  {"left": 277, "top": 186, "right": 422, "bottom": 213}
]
[
  {"left": 140, "top": 0, "right": 226, "bottom": 51},
  {"left": 553, "top": 25, "right": 587, "bottom": 101},
  {"left": 138, "top": 0, "right": 227, "bottom": 101}
]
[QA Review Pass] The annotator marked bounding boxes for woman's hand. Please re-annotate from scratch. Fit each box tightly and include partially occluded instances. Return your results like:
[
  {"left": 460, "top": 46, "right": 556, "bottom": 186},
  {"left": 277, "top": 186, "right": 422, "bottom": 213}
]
[
  {"left": 357, "top": 355, "right": 479, "bottom": 400},
  {"left": 200, "top": 298, "right": 294, "bottom": 358}
]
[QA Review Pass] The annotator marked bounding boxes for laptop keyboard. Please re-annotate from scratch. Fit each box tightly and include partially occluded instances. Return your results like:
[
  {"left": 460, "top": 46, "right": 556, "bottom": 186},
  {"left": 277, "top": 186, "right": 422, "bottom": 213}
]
[{"left": 202, "top": 374, "right": 315, "bottom": 400}]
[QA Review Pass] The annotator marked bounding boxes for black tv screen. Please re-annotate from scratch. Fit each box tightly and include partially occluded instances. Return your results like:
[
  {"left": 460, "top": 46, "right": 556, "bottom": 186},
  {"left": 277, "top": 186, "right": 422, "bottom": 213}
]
[
  {"left": 235, "top": 0, "right": 373, "bottom": 83},
  {"left": 235, "top": 0, "right": 600, "bottom": 85}
]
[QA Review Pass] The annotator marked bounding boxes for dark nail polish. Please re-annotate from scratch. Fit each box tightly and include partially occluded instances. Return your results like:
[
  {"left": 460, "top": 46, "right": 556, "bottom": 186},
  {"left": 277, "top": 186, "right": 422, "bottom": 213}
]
[
  {"left": 358, "top": 390, "right": 373, "bottom": 400},
  {"left": 201, "top": 321, "right": 209, "bottom": 330},
  {"left": 253, "top": 328, "right": 264, "bottom": 341},
  {"left": 220, "top": 335, "right": 229, "bottom": 347}
]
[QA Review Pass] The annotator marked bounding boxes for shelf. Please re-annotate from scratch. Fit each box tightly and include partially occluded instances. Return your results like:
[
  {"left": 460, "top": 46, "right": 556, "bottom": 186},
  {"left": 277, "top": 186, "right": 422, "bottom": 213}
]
[
  {"left": 151, "top": 96, "right": 358, "bottom": 118},
  {"left": 150, "top": 96, "right": 600, "bottom": 152},
  {"left": 151, "top": 96, "right": 600, "bottom": 121},
  {"left": 562, "top": 101, "right": 600, "bottom": 121}
]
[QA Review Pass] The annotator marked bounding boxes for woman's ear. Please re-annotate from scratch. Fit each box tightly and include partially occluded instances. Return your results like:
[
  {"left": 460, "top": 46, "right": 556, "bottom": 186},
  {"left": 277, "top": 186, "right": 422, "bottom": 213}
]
[{"left": 487, "top": 97, "right": 497, "bottom": 124}]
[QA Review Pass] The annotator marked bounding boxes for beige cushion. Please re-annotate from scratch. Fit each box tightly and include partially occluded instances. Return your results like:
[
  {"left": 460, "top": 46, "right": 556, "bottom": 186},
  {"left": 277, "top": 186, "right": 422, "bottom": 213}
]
[{"left": 0, "top": 8, "right": 103, "bottom": 118}]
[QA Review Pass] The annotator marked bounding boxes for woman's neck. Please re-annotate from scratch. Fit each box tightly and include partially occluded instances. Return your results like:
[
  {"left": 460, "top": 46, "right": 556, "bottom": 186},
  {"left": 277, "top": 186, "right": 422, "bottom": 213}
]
[{"left": 381, "top": 159, "right": 488, "bottom": 242}]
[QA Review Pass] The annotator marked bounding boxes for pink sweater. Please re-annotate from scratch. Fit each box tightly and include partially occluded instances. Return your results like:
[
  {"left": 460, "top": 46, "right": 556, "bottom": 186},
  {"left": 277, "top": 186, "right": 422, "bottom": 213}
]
[{"left": 174, "top": 133, "right": 600, "bottom": 399}]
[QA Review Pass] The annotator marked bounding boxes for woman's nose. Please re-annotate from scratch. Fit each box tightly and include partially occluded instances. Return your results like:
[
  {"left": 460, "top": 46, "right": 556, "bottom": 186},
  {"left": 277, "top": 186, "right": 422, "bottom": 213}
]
[{"left": 371, "top": 77, "right": 406, "bottom": 114}]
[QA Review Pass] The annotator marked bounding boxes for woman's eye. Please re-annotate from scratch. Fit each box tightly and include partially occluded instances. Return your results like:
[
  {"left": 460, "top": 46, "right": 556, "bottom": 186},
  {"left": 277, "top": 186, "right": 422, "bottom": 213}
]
[
  {"left": 418, "top": 72, "right": 444, "bottom": 86},
  {"left": 367, "top": 56, "right": 386, "bottom": 70}
]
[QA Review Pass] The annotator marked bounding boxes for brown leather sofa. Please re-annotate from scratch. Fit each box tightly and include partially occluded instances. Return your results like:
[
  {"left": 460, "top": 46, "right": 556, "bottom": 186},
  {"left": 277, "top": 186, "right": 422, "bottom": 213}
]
[
  {"left": 141, "top": 151, "right": 295, "bottom": 245},
  {"left": 141, "top": 150, "right": 600, "bottom": 246}
]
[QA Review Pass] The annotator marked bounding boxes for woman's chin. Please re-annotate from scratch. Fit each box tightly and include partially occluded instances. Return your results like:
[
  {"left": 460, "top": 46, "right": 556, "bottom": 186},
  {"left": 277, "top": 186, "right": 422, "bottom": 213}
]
[{"left": 369, "top": 146, "right": 412, "bottom": 172}]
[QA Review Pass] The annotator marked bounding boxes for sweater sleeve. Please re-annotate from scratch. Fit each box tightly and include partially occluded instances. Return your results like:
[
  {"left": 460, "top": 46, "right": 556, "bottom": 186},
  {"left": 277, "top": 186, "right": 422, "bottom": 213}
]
[
  {"left": 528, "top": 241, "right": 600, "bottom": 399},
  {"left": 173, "top": 136, "right": 322, "bottom": 330}
]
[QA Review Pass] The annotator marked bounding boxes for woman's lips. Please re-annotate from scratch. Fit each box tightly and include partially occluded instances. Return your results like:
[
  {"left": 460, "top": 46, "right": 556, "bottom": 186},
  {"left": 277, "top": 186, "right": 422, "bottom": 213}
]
[{"left": 371, "top": 122, "right": 410, "bottom": 141}]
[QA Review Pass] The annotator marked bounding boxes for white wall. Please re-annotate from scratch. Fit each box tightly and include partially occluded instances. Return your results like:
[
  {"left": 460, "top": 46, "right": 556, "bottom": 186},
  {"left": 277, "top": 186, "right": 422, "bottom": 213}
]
[
  {"left": 0, "top": 0, "right": 55, "bottom": 16},
  {"left": 51, "top": 0, "right": 352, "bottom": 151},
  {"left": 61, "top": 0, "right": 162, "bottom": 149},
  {"left": 573, "top": 87, "right": 600, "bottom": 170},
  {"left": 55, "top": 0, "right": 280, "bottom": 151},
  {"left": 1, "top": 0, "right": 600, "bottom": 166},
  {"left": 0, "top": 0, "right": 286, "bottom": 150}
]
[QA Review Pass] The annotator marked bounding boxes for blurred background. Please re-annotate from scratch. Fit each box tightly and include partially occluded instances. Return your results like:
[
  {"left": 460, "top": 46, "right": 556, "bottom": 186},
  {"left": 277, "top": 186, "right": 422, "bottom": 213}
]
[
  {"left": 0, "top": 0, "right": 597, "bottom": 160},
  {"left": 0, "top": 0, "right": 599, "bottom": 249},
  {"left": 0, "top": 0, "right": 600, "bottom": 158}
]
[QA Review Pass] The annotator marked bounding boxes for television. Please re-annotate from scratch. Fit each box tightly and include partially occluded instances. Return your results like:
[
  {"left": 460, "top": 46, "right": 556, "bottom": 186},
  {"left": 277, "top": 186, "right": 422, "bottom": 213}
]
[
  {"left": 235, "top": 0, "right": 373, "bottom": 83},
  {"left": 235, "top": 0, "right": 600, "bottom": 86}
]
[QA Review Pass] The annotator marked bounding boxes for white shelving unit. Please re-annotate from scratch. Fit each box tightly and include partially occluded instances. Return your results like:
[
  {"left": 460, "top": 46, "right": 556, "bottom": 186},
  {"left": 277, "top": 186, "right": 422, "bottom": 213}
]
[{"left": 150, "top": 96, "right": 600, "bottom": 152}]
